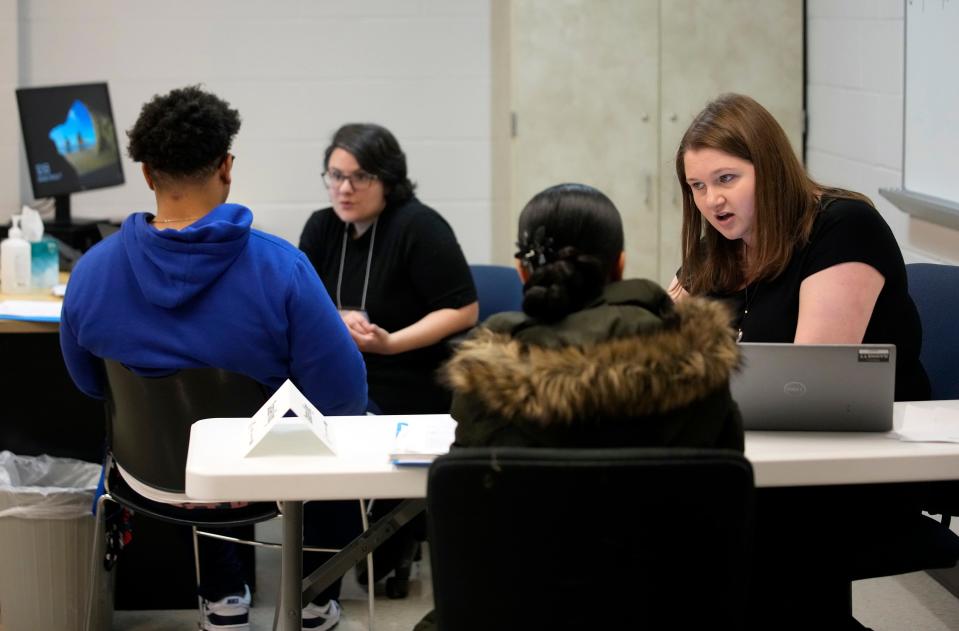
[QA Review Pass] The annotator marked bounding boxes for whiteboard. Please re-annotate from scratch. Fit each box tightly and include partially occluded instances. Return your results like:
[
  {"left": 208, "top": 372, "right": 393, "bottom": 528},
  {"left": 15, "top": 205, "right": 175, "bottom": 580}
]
[
  {"left": 883, "top": 0, "right": 959, "bottom": 230},
  {"left": 903, "top": 0, "right": 959, "bottom": 204}
]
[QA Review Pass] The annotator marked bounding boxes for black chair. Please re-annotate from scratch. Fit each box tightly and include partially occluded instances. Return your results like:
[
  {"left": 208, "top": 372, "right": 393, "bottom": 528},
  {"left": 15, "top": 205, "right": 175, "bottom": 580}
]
[
  {"left": 427, "top": 447, "right": 755, "bottom": 630},
  {"left": 86, "top": 361, "right": 280, "bottom": 630}
]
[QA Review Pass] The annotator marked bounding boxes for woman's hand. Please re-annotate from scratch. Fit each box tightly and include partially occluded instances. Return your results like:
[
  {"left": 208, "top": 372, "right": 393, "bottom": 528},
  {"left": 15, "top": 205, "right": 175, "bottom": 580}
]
[
  {"left": 347, "top": 320, "right": 395, "bottom": 354},
  {"left": 339, "top": 309, "right": 369, "bottom": 330},
  {"left": 341, "top": 303, "right": 479, "bottom": 356},
  {"left": 667, "top": 275, "right": 689, "bottom": 302},
  {"left": 339, "top": 310, "right": 395, "bottom": 354}
]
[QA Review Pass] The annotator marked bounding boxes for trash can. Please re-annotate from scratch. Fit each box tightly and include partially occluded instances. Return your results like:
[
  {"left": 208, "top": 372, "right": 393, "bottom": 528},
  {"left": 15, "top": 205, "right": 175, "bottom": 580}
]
[{"left": 0, "top": 451, "right": 110, "bottom": 631}]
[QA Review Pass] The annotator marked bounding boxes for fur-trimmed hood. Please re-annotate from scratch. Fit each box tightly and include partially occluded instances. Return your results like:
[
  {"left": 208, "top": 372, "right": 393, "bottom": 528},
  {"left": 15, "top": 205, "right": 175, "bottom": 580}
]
[{"left": 442, "top": 279, "right": 738, "bottom": 426}]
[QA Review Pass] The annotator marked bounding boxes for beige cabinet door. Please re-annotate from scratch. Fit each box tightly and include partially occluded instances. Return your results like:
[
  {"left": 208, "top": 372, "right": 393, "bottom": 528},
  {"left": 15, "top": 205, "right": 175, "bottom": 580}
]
[
  {"left": 659, "top": 0, "right": 804, "bottom": 284},
  {"left": 503, "top": 0, "right": 803, "bottom": 285},
  {"left": 509, "top": 0, "right": 660, "bottom": 279}
]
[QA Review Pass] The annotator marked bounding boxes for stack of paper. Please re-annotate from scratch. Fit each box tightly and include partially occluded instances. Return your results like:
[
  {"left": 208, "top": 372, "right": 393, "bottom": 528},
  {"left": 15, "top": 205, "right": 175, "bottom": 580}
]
[
  {"left": 893, "top": 405, "right": 959, "bottom": 443},
  {"left": 0, "top": 300, "right": 62, "bottom": 322},
  {"left": 390, "top": 417, "right": 456, "bottom": 466}
]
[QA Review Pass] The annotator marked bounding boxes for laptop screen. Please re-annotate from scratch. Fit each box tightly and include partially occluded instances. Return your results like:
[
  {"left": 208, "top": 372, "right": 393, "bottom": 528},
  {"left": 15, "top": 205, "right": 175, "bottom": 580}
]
[{"left": 731, "top": 343, "right": 896, "bottom": 432}]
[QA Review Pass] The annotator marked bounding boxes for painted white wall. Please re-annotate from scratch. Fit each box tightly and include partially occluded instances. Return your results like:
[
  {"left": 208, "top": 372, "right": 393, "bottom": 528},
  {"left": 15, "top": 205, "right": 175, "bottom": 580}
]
[
  {"left": 806, "top": 0, "right": 959, "bottom": 264},
  {"left": 14, "top": 0, "right": 492, "bottom": 262},
  {"left": 1, "top": 2, "right": 18, "bottom": 223},
  {"left": 13, "top": 1, "right": 958, "bottom": 266}
]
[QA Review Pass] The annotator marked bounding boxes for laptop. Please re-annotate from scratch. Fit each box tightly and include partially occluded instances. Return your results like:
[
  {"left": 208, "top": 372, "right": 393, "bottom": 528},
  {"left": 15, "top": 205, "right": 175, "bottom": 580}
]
[{"left": 730, "top": 343, "right": 896, "bottom": 432}]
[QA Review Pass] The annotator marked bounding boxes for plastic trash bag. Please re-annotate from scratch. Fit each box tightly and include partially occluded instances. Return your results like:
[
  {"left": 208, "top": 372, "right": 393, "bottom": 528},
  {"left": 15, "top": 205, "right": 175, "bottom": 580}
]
[{"left": 0, "top": 450, "right": 101, "bottom": 520}]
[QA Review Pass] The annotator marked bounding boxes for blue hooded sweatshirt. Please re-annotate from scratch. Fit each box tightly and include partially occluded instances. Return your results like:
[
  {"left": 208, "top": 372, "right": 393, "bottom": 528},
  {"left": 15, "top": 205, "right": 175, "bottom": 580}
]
[{"left": 60, "top": 203, "right": 367, "bottom": 415}]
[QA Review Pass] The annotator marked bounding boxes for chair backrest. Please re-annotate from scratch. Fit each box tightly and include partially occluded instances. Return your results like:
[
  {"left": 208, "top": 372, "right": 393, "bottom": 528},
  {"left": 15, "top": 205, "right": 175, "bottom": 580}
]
[
  {"left": 906, "top": 263, "right": 959, "bottom": 399},
  {"left": 427, "top": 447, "right": 754, "bottom": 630},
  {"left": 469, "top": 264, "right": 524, "bottom": 322},
  {"left": 104, "top": 360, "right": 270, "bottom": 493}
]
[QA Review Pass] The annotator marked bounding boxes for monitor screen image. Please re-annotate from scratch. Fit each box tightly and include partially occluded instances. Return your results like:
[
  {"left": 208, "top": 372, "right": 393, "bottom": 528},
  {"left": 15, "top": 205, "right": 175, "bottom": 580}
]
[{"left": 16, "top": 82, "right": 125, "bottom": 221}]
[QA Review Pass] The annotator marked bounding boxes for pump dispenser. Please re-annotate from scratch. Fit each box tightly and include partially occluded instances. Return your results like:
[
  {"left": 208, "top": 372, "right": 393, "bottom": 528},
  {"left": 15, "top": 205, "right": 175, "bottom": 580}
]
[{"left": 2, "top": 215, "right": 32, "bottom": 293}]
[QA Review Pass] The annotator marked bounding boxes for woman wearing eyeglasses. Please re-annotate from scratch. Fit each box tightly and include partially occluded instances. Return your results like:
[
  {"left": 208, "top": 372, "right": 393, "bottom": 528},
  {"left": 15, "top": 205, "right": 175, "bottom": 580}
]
[{"left": 299, "top": 123, "right": 478, "bottom": 415}]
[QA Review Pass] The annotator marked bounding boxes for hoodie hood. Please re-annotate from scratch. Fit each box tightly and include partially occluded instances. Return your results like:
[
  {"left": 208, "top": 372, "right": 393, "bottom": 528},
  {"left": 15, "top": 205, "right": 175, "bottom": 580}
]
[
  {"left": 122, "top": 203, "right": 252, "bottom": 308},
  {"left": 443, "top": 281, "right": 739, "bottom": 426}
]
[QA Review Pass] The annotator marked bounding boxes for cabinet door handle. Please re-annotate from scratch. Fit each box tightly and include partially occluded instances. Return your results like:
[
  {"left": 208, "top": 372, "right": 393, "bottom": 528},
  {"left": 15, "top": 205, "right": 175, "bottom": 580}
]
[{"left": 645, "top": 174, "right": 652, "bottom": 207}]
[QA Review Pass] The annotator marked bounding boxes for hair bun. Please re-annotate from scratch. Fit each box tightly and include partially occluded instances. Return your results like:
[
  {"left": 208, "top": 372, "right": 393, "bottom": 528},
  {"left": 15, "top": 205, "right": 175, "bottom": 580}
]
[{"left": 522, "top": 247, "right": 605, "bottom": 322}]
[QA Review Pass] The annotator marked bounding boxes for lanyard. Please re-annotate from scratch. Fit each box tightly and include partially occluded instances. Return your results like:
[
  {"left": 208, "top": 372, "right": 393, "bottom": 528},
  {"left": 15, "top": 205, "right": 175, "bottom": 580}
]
[{"left": 335, "top": 218, "right": 378, "bottom": 312}]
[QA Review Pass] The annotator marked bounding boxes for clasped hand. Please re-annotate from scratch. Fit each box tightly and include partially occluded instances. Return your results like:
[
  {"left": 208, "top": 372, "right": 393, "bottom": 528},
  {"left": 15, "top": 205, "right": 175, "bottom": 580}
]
[{"left": 340, "top": 310, "right": 394, "bottom": 354}]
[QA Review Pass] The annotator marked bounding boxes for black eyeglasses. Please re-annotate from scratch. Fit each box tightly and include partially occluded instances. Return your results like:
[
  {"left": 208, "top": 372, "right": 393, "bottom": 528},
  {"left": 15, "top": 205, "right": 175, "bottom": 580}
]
[{"left": 323, "top": 169, "right": 377, "bottom": 191}]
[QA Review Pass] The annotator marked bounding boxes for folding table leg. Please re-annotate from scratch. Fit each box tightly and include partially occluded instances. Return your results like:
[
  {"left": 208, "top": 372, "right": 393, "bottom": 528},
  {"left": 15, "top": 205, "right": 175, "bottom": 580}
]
[
  {"left": 301, "top": 498, "right": 426, "bottom": 604},
  {"left": 275, "top": 500, "right": 304, "bottom": 631}
]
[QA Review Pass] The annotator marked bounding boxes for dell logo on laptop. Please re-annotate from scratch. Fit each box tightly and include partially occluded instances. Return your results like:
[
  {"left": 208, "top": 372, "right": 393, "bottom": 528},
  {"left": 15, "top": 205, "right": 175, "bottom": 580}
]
[{"left": 784, "top": 381, "right": 807, "bottom": 396}]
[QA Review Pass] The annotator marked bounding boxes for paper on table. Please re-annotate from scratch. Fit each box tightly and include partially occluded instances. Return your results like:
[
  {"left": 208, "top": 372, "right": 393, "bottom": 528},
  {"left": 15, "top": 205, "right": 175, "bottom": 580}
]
[
  {"left": 892, "top": 404, "right": 959, "bottom": 443},
  {"left": 0, "top": 300, "right": 62, "bottom": 322},
  {"left": 390, "top": 417, "right": 456, "bottom": 466}
]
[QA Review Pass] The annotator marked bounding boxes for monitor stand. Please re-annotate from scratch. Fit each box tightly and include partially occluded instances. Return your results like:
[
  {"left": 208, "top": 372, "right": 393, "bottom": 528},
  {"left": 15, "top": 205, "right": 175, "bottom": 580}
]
[{"left": 43, "top": 193, "right": 109, "bottom": 253}]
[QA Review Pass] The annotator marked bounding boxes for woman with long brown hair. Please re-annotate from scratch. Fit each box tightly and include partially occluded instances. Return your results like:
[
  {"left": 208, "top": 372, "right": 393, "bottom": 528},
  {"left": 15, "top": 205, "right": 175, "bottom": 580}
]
[
  {"left": 669, "top": 92, "right": 929, "bottom": 401},
  {"left": 669, "top": 94, "right": 950, "bottom": 631}
]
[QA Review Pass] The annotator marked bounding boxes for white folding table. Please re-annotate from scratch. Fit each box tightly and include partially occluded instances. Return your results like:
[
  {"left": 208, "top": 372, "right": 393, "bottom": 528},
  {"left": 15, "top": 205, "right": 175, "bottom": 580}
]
[
  {"left": 186, "top": 414, "right": 448, "bottom": 631},
  {"left": 186, "top": 403, "right": 959, "bottom": 630}
]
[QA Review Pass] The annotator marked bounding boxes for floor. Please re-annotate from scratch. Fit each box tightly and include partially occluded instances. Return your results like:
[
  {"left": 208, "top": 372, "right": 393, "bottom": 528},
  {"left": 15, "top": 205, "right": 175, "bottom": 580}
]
[
  {"left": 114, "top": 543, "right": 959, "bottom": 631},
  {"left": 111, "top": 518, "right": 434, "bottom": 631},
  {"left": 5, "top": 516, "right": 959, "bottom": 630},
  {"left": 111, "top": 567, "right": 434, "bottom": 631}
]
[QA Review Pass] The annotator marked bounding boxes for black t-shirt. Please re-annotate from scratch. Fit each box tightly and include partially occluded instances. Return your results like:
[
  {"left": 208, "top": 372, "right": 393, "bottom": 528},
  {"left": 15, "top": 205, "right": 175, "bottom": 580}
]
[
  {"left": 299, "top": 197, "right": 477, "bottom": 413},
  {"left": 708, "top": 197, "right": 930, "bottom": 402}
]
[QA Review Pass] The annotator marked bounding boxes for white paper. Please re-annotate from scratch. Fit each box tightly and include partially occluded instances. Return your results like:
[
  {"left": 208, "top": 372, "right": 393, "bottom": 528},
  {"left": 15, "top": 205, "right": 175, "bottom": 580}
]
[
  {"left": 245, "top": 380, "right": 336, "bottom": 456},
  {"left": 0, "top": 300, "right": 62, "bottom": 321},
  {"left": 390, "top": 417, "right": 456, "bottom": 465},
  {"left": 892, "top": 405, "right": 959, "bottom": 443}
]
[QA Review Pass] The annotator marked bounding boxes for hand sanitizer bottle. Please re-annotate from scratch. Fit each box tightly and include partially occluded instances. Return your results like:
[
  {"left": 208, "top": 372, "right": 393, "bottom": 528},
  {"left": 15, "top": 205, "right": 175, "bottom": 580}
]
[{"left": 1, "top": 215, "right": 32, "bottom": 294}]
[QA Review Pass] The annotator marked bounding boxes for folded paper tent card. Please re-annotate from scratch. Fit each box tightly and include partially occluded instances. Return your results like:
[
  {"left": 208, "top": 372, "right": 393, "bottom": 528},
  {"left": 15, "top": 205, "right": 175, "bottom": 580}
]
[{"left": 245, "top": 380, "right": 336, "bottom": 457}]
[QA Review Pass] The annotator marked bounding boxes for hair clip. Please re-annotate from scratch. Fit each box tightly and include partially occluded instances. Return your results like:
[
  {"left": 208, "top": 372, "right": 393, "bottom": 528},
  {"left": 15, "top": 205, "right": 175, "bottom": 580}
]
[{"left": 515, "top": 226, "right": 555, "bottom": 269}]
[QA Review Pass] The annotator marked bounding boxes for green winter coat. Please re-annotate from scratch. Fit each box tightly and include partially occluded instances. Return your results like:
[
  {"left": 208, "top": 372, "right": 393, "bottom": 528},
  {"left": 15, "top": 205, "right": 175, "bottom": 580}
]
[{"left": 442, "top": 279, "right": 744, "bottom": 451}]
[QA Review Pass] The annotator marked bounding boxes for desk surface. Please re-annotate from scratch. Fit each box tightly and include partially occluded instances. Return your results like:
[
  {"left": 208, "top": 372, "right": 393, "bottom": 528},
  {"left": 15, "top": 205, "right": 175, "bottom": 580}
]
[
  {"left": 0, "top": 272, "right": 66, "bottom": 333},
  {"left": 185, "top": 402, "right": 959, "bottom": 502},
  {"left": 746, "top": 399, "right": 959, "bottom": 487},
  {"left": 186, "top": 415, "right": 448, "bottom": 501}
]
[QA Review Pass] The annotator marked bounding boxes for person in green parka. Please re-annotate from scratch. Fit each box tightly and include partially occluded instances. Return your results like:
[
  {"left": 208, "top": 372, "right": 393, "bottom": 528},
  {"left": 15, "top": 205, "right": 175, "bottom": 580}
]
[
  {"left": 413, "top": 182, "right": 743, "bottom": 631},
  {"left": 445, "top": 182, "right": 743, "bottom": 451}
]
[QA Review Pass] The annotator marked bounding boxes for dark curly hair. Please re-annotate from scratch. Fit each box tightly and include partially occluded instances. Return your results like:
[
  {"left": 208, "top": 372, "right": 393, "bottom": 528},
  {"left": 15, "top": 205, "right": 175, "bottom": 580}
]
[
  {"left": 126, "top": 85, "right": 240, "bottom": 180},
  {"left": 324, "top": 123, "right": 416, "bottom": 205},
  {"left": 515, "top": 183, "right": 624, "bottom": 322}
]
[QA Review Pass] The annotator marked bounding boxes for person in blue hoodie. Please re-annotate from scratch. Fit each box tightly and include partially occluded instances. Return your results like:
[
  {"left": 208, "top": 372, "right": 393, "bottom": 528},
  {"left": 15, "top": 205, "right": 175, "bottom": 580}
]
[{"left": 60, "top": 85, "right": 366, "bottom": 631}]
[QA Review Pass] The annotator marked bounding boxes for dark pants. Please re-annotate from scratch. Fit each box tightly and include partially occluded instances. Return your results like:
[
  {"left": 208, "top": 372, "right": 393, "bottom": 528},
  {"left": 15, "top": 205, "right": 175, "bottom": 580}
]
[
  {"left": 197, "top": 500, "right": 364, "bottom": 604},
  {"left": 748, "top": 483, "right": 950, "bottom": 630}
]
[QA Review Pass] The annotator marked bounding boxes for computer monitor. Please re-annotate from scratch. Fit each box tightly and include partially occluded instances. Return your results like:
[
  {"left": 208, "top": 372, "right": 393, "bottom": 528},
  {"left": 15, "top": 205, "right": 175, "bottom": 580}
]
[{"left": 16, "top": 82, "right": 125, "bottom": 224}]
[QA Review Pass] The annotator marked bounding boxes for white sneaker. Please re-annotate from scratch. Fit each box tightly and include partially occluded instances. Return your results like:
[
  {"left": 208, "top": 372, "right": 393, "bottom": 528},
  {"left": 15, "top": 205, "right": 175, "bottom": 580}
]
[
  {"left": 203, "top": 584, "right": 251, "bottom": 630},
  {"left": 302, "top": 599, "right": 341, "bottom": 630}
]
